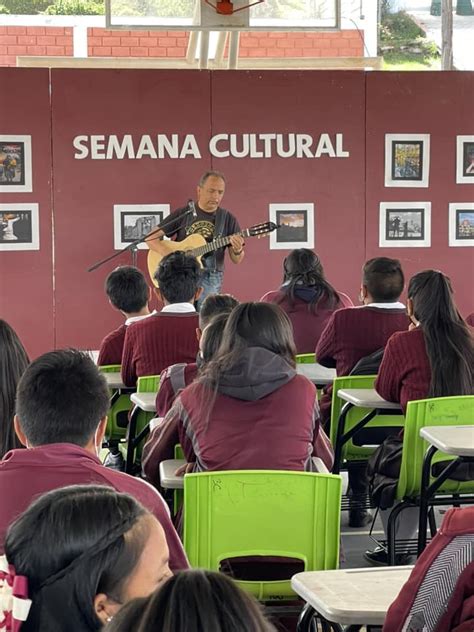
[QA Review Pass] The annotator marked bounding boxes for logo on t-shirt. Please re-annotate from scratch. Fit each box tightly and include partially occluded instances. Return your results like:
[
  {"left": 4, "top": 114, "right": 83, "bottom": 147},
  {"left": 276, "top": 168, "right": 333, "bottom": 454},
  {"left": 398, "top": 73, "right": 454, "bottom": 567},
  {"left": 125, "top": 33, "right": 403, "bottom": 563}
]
[{"left": 186, "top": 220, "right": 215, "bottom": 242}]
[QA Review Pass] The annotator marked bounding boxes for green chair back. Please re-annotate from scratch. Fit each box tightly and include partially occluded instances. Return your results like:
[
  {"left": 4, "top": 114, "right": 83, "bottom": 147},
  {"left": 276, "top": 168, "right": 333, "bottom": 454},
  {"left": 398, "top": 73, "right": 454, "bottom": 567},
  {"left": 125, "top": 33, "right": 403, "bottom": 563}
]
[
  {"left": 330, "top": 375, "right": 405, "bottom": 462},
  {"left": 295, "top": 353, "right": 316, "bottom": 364},
  {"left": 99, "top": 364, "right": 130, "bottom": 442},
  {"left": 173, "top": 444, "right": 185, "bottom": 514},
  {"left": 397, "top": 395, "right": 474, "bottom": 500},
  {"left": 184, "top": 470, "right": 341, "bottom": 601}
]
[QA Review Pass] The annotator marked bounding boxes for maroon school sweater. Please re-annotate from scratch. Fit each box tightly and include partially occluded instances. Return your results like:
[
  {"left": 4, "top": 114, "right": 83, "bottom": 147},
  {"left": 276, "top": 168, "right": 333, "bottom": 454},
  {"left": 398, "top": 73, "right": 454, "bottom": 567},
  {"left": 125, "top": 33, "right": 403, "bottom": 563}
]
[
  {"left": 121, "top": 312, "right": 199, "bottom": 386},
  {"left": 383, "top": 507, "right": 474, "bottom": 632},
  {"left": 316, "top": 306, "right": 410, "bottom": 423},
  {"left": 0, "top": 443, "right": 188, "bottom": 572},
  {"left": 261, "top": 289, "right": 353, "bottom": 354},
  {"left": 467, "top": 313, "right": 474, "bottom": 327},
  {"left": 156, "top": 362, "right": 199, "bottom": 417},
  {"left": 375, "top": 328, "right": 431, "bottom": 414},
  {"left": 97, "top": 323, "right": 127, "bottom": 366}
]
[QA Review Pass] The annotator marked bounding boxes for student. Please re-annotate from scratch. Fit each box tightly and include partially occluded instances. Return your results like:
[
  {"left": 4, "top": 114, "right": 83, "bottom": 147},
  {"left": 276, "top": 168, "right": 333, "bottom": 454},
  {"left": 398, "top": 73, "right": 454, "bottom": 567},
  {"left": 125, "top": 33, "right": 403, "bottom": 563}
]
[
  {"left": 261, "top": 249, "right": 353, "bottom": 353},
  {"left": 466, "top": 312, "right": 474, "bottom": 327},
  {"left": 1, "top": 485, "right": 172, "bottom": 632},
  {"left": 0, "top": 320, "right": 29, "bottom": 459},
  {"left": 365, "top": 270, "right": 474, "bottom": 565},
  {"left": 156, "top": 293, "right": 238, "bottom": 417},
  {"left": 105, "top": 569, "right": 276, "bottom": 632},
  {"left": 144, "top": 303, "right": 333, "bottom": 479},
  {"left": 316, "top": 257, "right": 409, "bottom": 528},
  {"left": 143, "top": 312, "right": 232, "bottom": 485},
  {"left": 97, "top": 266, "right": 154, "bottom": 367},
  {"left": 0, "top": 349, "right": 188, "bottom": 572},
  {"left": 382, "top": 506, "right": 474, "bottom": 632},
  {"left": 121, "top": 252, "right": 201, "bottom": 387}
]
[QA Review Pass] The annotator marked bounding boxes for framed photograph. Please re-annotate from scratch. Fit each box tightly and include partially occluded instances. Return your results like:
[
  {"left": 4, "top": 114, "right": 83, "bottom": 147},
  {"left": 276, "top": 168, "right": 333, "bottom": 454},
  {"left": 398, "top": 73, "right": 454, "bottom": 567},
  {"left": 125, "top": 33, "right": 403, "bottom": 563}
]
[
  {"left": 269, "top": 203, "right": 314, "bottom": 250},
  {"left": 0, "top": 135, "right": 33, "bottom": 192},
  {"left": 449, "top": 203, "right": 474, "bottom": 247},
  {"left": 384, "top": 134, "right": 430, "bottom": 188},
  {"left": 113, "top": 204, "right": 170, "bottom": 250},
  {"left": 0, "top": 204, "right": 39, "bottom": 251},
  {"left": 379, "top": 202, "right": 431, "bottom": 248},
  {"left": 456, "top": 135, "right": 474, "bottom": 184}
]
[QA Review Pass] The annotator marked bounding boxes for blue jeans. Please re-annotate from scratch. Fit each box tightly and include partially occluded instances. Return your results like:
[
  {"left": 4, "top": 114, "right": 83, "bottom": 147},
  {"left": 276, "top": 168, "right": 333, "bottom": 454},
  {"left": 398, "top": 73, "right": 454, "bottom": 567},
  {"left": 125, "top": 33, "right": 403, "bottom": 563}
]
[{"left": 197, "top": 268, "right": 224, "bottom": 310}]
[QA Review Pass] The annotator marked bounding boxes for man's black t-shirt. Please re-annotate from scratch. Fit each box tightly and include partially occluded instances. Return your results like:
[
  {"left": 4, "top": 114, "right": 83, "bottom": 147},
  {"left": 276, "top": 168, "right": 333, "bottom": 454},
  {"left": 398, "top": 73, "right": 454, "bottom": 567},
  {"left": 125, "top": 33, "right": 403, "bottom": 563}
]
[{"left": 164, "top": 204, "right": 240, "bottom": 272}]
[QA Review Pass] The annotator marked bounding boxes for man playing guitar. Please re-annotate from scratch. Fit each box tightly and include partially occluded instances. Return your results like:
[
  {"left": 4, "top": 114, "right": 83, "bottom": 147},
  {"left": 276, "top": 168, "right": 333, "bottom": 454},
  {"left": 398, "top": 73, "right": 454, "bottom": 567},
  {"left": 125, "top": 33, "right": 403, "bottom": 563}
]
[{"left": 146, "top": 171, "right": 244, "bottom": 306}]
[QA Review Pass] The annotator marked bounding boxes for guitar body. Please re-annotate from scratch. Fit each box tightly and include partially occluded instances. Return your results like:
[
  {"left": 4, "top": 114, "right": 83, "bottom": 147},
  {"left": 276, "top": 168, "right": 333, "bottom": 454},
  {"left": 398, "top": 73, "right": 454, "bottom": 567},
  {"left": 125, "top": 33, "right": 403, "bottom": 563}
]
[{"left": 147, "top": 234, "right": 207, "bottom": 286}]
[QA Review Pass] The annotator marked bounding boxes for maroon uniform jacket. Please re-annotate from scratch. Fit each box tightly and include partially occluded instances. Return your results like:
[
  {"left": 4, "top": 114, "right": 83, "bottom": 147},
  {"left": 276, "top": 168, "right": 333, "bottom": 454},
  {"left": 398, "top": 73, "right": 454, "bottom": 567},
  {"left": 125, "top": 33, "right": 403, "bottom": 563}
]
[
  {"left": 261, "top": 288, "right": 353, "bottom": 354},
  {"left": 97, "top": 323, "right": 127, "bottom": 366},
  {"left": 0, "top": 443, "right": 188, "bottom": 572},
  {"left": 121, "top": 311, "right": 199, "bottom": 386},
  {"left": 467, "top": 313, "right": 474, "bottom": 327},
  {"left": 375, "top": 327, "right": 432, "bottom": 414},
  {"left": 156, "top": 362, "right": 199, "bottom": 417},
  {"left": 315, "top": 305, "right": 409, "bottom": 423},
  {"left": 142, "top": 348, "right": 334, "bottom": 487},
  {"left": 383, "top": 506, "right": 474, "bottom": 632}
]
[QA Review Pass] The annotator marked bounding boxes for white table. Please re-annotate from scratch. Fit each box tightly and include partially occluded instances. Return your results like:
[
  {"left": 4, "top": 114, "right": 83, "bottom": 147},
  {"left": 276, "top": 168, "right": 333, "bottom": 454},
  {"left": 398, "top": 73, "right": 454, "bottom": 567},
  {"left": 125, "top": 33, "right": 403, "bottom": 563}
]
[
  {"left": 130, "top": 392, "right": 158, "bottom": 412},
  {"left": 418, "top": 425, "right": 474, "bottom": 554},
  {"left": 103, "top": 373, "right": 126, "bottom": 390},
  {"left": 333, "top": 389, "right": 402, "bottom": 474},
  {"left": 297, "top": 363, "right": 337, "bottom": 387},
  {"left": 292, "top": 566, "right": 413, "bottom": 630},
  {"left": 159, "top": 459, "right": 187, "bottom": 489}
]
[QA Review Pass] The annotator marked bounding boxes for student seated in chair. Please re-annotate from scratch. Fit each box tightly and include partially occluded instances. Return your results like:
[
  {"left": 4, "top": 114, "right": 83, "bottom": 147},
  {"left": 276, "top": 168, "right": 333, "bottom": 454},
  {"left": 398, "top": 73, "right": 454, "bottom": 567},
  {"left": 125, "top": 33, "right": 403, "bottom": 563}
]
[
  {"left": 121, "top": 252, "right": 201, "bottom": 387},
  {"left": 2, "top": 485, "right": 173, "bottom": 632},
  {"left": 315, "top": 257, "right": 409, "bottom": 528},
  {"left": 97, "top": 266, "right": 154, "bottom": 367},
  {"left": 156, "top": 293, "right": 238, "bottom": 417},
  {"left": 144, "top": 302, "right": 333, "bottom": 481},
  {"left": 466, "top": 312, "right": 474, "bottom": 327},
  {"left": 0, "top": 349, "right": 188, "bottom": 572},
  {"left": 365, "top": 270, "right": 474, "bottom": 566},
  {"left": 261, "top": 248, "right": 353, "bottom": 354}
]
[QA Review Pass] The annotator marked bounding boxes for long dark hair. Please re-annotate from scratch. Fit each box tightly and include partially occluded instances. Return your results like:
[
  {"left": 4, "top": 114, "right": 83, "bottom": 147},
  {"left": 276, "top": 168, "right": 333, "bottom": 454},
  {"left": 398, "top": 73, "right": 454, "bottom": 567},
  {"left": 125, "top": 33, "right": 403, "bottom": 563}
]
[
  {"left": 0, "top": 320, "right": 29, "bottom": 458},
  {"left": 105, "top": 570, "right": 276, "bottom": 632},
  {"left": 280, "top": 249, "right": 340, "bottom": 313},
  {"left": 408, "top": 270, "right": 473, "bottom": 397},
  {"left": 5, "top": 485, "right": 150, "bottom": 632}
]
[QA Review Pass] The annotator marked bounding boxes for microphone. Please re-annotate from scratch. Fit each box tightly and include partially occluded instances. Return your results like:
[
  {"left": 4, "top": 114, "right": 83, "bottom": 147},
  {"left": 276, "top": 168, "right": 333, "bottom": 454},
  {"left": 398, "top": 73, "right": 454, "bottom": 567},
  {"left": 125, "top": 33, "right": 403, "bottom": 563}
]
[{"left": 188, "top": 199, "right": 197, "bottom": 218}]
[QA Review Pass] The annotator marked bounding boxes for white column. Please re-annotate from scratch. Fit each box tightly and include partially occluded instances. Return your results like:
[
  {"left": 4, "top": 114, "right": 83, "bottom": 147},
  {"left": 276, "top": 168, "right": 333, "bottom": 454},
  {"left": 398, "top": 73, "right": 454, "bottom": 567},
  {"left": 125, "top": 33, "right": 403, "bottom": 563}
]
[{"left": 73, "top": 24, "right": 88, "bottom": 58}]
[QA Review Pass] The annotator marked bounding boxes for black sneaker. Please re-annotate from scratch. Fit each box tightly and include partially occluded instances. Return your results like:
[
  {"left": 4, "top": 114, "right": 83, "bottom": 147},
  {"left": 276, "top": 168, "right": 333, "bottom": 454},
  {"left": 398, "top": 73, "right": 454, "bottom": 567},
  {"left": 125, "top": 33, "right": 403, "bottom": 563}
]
[
  {"left": 348, "top": 510, "right": 373, "bottom": 528},
  {"left": 364, "top": 546, "right": 412, "bottom": 566}
]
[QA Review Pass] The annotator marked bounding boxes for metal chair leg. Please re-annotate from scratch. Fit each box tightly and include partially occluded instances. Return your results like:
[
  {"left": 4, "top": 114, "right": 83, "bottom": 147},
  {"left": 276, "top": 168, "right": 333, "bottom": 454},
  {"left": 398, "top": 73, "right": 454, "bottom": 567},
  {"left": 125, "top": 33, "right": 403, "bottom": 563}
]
[
  {"left": 428, "top": 506, "right": 437, "bottom": 538},
  {"left": 297, "top": 603, "right": 316, "bottom": 632},
  {"left": 387, "top": 500, "right": 408, "bottom": 565}
]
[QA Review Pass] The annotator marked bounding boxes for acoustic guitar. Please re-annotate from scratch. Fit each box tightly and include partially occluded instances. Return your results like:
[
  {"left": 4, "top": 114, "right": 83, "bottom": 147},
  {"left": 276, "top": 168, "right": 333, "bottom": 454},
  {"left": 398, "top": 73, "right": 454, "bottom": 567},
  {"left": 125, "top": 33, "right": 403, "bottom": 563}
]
[{"left": 147, "top": 221, "right": 278, "bottom": 286}]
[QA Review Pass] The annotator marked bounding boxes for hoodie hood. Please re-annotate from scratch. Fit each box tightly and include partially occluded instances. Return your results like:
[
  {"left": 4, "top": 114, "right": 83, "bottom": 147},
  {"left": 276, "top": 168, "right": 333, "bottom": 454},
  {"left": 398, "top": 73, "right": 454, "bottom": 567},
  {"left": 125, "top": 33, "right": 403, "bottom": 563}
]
[
  {"left": 281, "top": 282, "right": 321, "bottom": 304},
  {"left": 217, "top": 347, "right": 296, "bottom": 401}
]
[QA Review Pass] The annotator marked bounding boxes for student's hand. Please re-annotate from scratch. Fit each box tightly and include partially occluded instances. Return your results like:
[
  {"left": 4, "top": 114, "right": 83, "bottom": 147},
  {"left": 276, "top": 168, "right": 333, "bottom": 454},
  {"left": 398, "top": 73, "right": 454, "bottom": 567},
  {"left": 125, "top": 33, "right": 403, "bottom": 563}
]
[
  {"left": 229, "top": 234, "right": 244, "bottom": 255},
  {"left": 175, "top": 462, "right": 195, "bottom": 476}
]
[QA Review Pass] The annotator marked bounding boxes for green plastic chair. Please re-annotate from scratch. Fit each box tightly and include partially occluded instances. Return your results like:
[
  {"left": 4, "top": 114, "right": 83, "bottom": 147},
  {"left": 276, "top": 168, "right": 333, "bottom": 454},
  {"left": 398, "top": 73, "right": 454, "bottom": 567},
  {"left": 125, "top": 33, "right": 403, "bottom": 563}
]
[
  {"left": 184, "top": 470, "right": 342, "bottom": 601},
  {"left": 99, "top": 364, "right": 131, "bottom": 442},
  {"left": 295, "top": 353, "right": 316, "bottom": 364},
  {"left": 385, "top": 395, "right": 474, "bottom": 564},
  {"left": 173, "top": 443, "right": 185, "bottom": 515},
  {"left": 121, "top": 374, "right": 160, "bottom": 473},
  {"left": 330, "top": 375, "right": 405, "bottom": 468}
]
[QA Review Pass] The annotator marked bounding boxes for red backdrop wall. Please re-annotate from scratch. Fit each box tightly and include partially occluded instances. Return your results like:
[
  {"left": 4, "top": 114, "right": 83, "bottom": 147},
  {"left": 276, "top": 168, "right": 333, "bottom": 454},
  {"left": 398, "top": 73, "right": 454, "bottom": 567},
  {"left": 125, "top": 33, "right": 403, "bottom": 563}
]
[{"left": 0, "top": 68, "right": 472, "bottom": 357}]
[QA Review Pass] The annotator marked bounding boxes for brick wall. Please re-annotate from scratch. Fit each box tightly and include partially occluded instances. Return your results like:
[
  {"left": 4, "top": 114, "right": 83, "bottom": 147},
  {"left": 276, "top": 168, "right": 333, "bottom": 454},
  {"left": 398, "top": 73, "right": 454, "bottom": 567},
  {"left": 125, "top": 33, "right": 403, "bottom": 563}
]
[
  {"left": 0, "top": 26, "right": 363, "bottom": 66},
  {"left": 0, "top": 26, "right": 73, "bottom": 66}
]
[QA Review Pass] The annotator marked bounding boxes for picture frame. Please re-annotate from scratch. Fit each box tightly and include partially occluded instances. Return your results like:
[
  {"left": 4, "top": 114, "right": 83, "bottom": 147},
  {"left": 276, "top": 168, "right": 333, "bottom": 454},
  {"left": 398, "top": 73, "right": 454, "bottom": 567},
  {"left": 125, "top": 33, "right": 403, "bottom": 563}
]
[
  {"left": 449, "top": 202, "right": 474, "bottom": 247},
  {"left": 0, "top": 135, "right": 33, "bottom": 193},
  {"left": 0, "top": 203, "right": 39, "bottom": 251},
  {"left": 456, "top": 135, "right": 474, "bottom": 184},
  {"left": 384, "top": 134, "right": 430, "bottom": 188},
  {"left": 113, "top": 204, "right": 170, "bottom": 250},
  {"left": 379, "top": 202, "right": 431, "bottom": 248},
  {"left": 269, "top": 203, "right": 314, "bottom": 250}
]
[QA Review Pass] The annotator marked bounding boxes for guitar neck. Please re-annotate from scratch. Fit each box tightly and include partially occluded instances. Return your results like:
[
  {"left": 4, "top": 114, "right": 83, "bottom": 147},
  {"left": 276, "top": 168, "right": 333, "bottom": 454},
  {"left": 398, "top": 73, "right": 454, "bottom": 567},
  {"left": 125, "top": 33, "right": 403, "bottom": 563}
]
[{"left": 191, "top": 229, "right": 250, "bottom": 258}]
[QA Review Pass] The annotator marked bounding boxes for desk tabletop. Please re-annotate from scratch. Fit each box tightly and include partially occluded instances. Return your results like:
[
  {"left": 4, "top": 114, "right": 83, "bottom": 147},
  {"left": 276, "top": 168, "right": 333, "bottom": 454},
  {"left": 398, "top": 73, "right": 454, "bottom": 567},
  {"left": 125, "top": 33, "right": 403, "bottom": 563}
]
[
  {"left": 420, "top": 425, "right": 474, "bottom": 457},
  {"left": 338, "top": 388, "right": 402, "bottom": 410},
  {"left": 103, "top": 373, "right": 126, "bottom": 389},
  {"left": 291, "top": 566, "right": 413, "bottom": 625},
  {"left": 297, "top": 363, "right": 337, "bottom": 386},
  {"left": 130, "top": 392, "right": 157, "bottom": 412},
  {"left": 159, "top": 459, "right": 186, "bottom": 489}
]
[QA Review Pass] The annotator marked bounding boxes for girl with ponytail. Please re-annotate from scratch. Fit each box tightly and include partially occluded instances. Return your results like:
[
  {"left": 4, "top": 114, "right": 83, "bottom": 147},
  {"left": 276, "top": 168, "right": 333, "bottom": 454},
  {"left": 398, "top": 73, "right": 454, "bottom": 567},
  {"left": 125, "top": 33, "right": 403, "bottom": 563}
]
[{"left": 261, "top": 249, "right": 353, "bottom": 353}]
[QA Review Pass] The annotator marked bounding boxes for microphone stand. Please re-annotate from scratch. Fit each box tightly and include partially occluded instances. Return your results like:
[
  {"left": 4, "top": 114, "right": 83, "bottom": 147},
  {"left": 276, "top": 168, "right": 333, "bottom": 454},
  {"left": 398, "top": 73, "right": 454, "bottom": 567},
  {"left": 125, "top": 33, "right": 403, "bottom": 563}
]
[{"left": 87, "top": 208, "right": 194, "bottom": 273}]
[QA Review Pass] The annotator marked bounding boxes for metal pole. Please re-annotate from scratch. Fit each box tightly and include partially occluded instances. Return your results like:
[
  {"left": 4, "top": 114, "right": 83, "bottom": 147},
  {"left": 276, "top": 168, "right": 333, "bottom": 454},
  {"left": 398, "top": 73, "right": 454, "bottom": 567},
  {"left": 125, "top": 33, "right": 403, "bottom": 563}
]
[
  {"left": 186, "top": 0, "right": 200, "bottom": 65},
  {"left": 441, "top": 0, "right": 454, "bottom": 69},
  {"left": 214, "top": 31, "right": 228, "bottom": 67},
  {"left": 228, "top": 31, "right": 240, "bottom": 69},
  {"left": 199, "top": 30, "right": 210, "bottom": 69}
]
